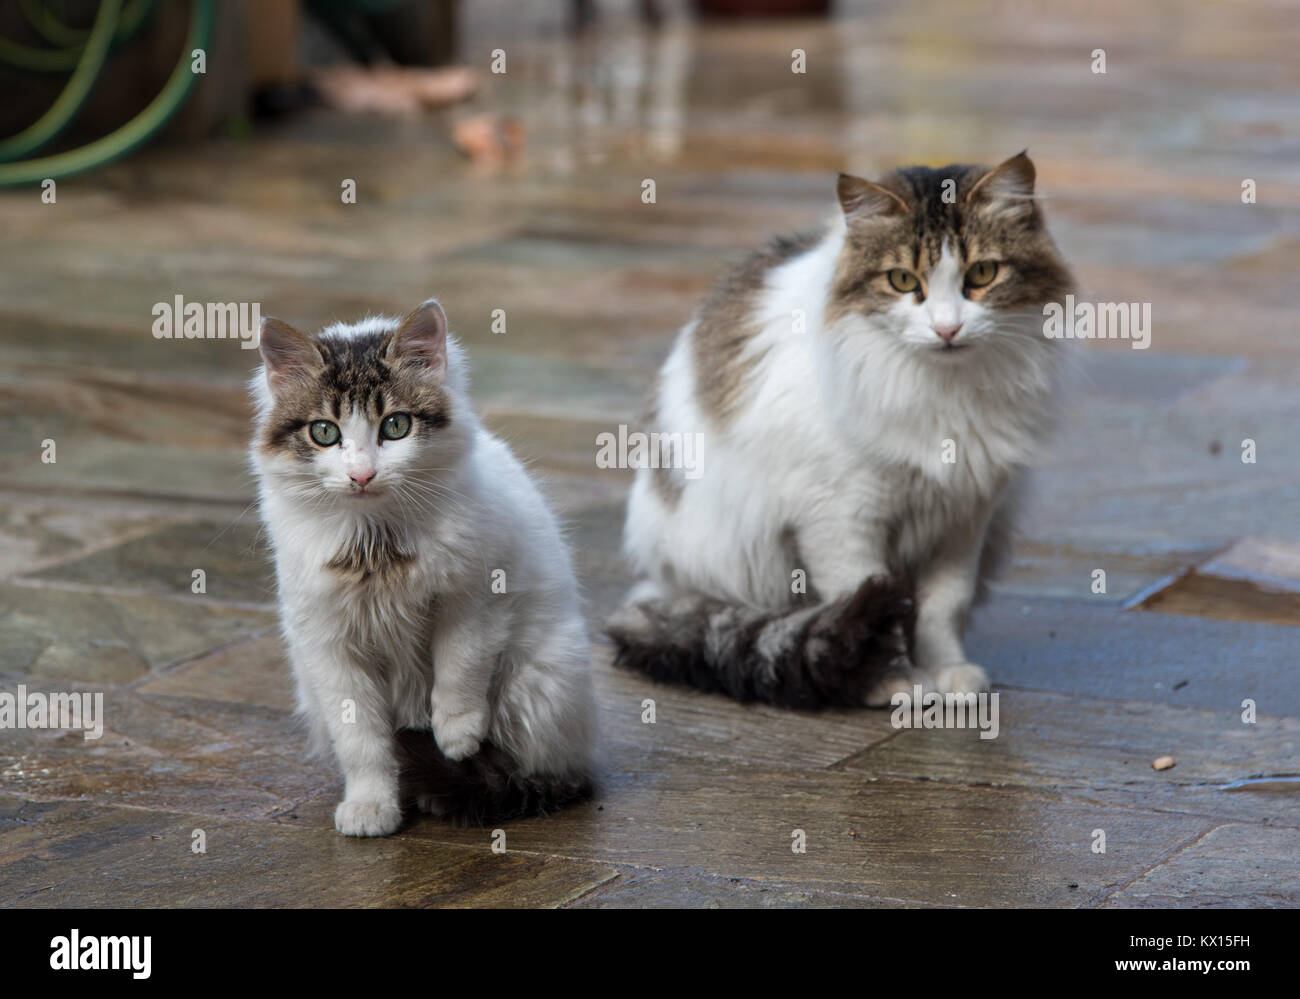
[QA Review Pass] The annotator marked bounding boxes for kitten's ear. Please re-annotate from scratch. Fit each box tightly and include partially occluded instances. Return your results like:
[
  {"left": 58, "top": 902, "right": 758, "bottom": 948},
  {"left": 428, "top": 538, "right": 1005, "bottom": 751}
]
[
  {"left": 387, "top": 299, "right": 448, "bottom": 378},
  {"left": 259, "top": 318, "right": 321, "bottom": 395},
  {"left": 837, "top": 173, "right": 909, "bottom": 219},
  {"left": 966, "top": 151, "right": 1036, "bottom": 220}
]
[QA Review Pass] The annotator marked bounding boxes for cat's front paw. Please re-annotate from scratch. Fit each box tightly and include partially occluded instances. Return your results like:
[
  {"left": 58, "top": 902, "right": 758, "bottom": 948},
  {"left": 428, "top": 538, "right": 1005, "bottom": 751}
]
[
  {"left": 334, "top": 798, "right": 403, "bottom": 837},
  {"left": 432, "top": 706, "right": 488, "bottom": 761},
  {"left": 930, "top": 662, "right": 990, "bottom": 695},
  {"left": 863, "top": 668, "right": 924, "bottom": 708}
]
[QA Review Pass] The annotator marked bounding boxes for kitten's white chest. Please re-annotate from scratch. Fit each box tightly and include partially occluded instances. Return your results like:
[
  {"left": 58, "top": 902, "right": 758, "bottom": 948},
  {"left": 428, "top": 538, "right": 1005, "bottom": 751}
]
[{"left": 272, "top": 512, "right": 431, "bottom": 637}]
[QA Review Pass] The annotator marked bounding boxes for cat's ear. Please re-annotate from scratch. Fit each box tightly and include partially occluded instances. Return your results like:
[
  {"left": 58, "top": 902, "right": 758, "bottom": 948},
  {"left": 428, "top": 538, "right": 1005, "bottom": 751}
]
[
  {"left": 966, "top": 151, "right": 1036, "bottom": 221},
  {"left": 837, "top": 173, "right": 909, "bottom": 219},
  {"left": 387, "top": 299, "right": 448, "bottom": 378},
  {"left": 259, "top": 318, "right": 321, "bottom": 396}
]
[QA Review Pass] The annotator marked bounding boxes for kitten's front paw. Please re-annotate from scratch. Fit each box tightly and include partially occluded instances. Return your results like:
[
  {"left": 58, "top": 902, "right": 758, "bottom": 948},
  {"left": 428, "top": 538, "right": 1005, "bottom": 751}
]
[
  {"left": 334, "top": 798, "right": 403, "bottom": 837},
  {"left": 931, "top": 662, "right": 990, "bottom": 695},
  {"left": 432, "top": 706, "right": 487, "bottom": 761}
]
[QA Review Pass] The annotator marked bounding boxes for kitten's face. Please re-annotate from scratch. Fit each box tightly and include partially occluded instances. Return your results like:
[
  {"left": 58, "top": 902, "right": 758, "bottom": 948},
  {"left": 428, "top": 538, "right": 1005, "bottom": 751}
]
[
  {"left": 829, "top": 153, "right": 1073, "bottom": 357},
  {"left": 254, "top": 301, "right": 466, "bottom": 513}
]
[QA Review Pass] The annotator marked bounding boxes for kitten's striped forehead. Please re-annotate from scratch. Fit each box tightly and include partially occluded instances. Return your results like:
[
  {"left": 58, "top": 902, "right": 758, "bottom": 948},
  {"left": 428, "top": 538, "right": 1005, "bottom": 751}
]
[
  {"left": 318, "top": 331, "right": 393, "bottom": 418},
  {"left": 258, "top": 322, "right": 450, "bottom": 458}
]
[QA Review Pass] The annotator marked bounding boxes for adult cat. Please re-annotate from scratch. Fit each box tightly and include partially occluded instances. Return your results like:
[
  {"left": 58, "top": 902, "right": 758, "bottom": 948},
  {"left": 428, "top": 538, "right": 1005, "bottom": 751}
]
[{"left": 609, "top": 153, "right": 1073, "bottom": 708}]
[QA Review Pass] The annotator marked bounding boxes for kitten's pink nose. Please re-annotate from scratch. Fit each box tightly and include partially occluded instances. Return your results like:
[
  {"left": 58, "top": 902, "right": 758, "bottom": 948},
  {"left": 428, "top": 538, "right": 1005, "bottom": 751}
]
[
  {"left": 349, "top": 469, "right": 376, "bottom": 487},
  {"left": 932, "top": 322, "right": 963, "bottom": 343}
]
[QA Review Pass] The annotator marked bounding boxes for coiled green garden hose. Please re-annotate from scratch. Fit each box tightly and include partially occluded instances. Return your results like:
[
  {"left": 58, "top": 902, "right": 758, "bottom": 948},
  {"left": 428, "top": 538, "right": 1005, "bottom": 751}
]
[
  {"left": 0, "top": 0, "right": 213, "bottom": 186},
  {"left": 18, "top": 0, "right": 154, "bottom": 51},
  {"left": 4, "top": 0, "right": 155, "bottom": 70},
  {"left": 0, "top": 0, "right": 121, "bottom": 163}
]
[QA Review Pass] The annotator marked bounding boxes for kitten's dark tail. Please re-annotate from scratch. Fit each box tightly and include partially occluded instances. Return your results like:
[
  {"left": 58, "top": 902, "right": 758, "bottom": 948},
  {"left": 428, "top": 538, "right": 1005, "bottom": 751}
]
[
  {"left": 396, "top": 732, "right": 594, "bottom": 827},
  {"left": 605, "top": 576, "right": 915, "bottom": 709}
]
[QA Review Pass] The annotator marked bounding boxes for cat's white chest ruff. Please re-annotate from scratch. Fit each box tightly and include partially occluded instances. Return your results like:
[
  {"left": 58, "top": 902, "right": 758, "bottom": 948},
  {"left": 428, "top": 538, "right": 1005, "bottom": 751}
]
[{"left": 323, "top": 532, "right": 436, "bottom": 643}]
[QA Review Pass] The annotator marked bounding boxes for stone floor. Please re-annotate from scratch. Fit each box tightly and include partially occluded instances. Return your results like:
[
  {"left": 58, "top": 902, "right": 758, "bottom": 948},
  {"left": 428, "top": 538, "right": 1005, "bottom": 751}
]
[{"left": 1, "top": 0, "right": 1298, "bottom": 907}]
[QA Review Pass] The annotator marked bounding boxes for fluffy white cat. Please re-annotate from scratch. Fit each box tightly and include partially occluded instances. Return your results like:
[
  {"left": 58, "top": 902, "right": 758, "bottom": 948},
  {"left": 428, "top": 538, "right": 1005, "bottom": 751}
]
[
  {"left": 610, "top": 153, "right": 1074, "bottom": 707},
  {"left": 251, "top": 300, "right": 595, "bottom": 836}
]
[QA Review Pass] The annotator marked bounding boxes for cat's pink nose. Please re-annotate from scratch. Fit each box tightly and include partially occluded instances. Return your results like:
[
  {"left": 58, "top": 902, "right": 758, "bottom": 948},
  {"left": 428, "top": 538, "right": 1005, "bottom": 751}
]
[
  {"left": 932, "top": 322, "right": 963, "bottom": 343},
  {"left": 349, "top": 469, "right": 376, "bottom": 487}
]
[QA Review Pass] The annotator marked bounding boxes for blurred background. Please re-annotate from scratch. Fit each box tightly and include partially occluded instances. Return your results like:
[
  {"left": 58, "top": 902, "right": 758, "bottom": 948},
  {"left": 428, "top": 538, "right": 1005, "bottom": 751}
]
[{"left": 1, "top": 0, "right": 1298, "bottom": 908}]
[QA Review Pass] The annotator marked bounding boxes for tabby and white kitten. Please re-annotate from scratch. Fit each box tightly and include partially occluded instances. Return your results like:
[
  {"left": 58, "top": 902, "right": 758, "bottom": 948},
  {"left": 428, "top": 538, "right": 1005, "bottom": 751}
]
[
  {"left": 251, "top": 300, "right": 596, "bottom": 836},
  {"left": 609, "top": 153, "right": 1074, "bottom": 708}
]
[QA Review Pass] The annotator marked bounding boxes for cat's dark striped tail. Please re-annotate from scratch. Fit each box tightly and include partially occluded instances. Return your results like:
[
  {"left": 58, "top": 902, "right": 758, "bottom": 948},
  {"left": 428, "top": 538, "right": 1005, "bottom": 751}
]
[
  {"left": 605, "top": 576, "right": 915, "bottom": 709},
  {"left": 396, "top": 733, "right": 594, "bottom": 827}
]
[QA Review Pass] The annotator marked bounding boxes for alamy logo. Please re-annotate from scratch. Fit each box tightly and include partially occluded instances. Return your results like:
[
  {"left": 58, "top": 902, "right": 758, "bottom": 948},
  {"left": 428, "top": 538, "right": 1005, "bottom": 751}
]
[
  {"left": 0, "top": 685, "right": 103, "bottom": 740},
  {"left": 890, "top": 684, "right": 1000, "bottom": 739},
  {"left": 596, "top": 424, "right": 705, "bottom": 479},
  {"left": 152, "top": 295, "right": 262, "bottom": 349},
  {"left": 50, "top": 930, "right": 151, "bottom": 979},
  {"left": 1042, "top": 295, "right": 1151, "bottom": 349}
]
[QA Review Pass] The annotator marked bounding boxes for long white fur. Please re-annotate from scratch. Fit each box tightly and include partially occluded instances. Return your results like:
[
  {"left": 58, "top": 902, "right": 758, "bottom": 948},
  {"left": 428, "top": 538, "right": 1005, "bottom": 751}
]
[
  {"left": 251, "top": 312, "right": 595, "bottom": 837},
  {"left": 624, "top": 217, "right": 1062, "bottom": 696}
]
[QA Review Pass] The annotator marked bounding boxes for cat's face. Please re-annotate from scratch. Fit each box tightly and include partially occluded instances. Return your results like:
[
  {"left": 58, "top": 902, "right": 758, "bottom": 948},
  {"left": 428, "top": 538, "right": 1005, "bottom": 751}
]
[
  {"left": 829, "top": 152, "right": 1073, "bottom": 357},
  {"left": 253, "top": 301, "right": 467, "bottom": 514}
]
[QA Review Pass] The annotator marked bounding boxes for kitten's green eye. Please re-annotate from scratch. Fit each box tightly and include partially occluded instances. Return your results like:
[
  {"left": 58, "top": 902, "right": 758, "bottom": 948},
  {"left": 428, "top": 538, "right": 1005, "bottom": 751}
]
[
  {"left": 965, "top": 260, "right": 999, "bottom": 288},
  {"left": 379, "top": 413, "right": 412, "bottom": 441},
  {"left": 308, "top": 420, "right": 341, "bottom": 447},
  {"left": 887, "top": 268, "right": 920, "bottom": 294}
]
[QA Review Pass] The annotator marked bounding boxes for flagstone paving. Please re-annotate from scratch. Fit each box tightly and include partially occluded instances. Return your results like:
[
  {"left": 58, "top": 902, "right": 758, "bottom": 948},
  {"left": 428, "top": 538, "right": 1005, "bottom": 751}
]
[{"left": 0, "top": 0, "right": 1297, "bottom": 907}]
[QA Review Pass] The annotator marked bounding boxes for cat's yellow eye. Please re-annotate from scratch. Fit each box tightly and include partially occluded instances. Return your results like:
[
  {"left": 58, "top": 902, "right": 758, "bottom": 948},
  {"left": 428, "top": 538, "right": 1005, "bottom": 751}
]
[
  {"left": 309, "top": 420, "right": 341, "bottom": 447},
  {"left": 887, "top": 268, "right": 920, "bottom": 293},
  {"left": 965, "top": 260, "right": 999, "bottom": 288},
  {"left": 380, "top": 413, "right": 412, "bottom": 441}
]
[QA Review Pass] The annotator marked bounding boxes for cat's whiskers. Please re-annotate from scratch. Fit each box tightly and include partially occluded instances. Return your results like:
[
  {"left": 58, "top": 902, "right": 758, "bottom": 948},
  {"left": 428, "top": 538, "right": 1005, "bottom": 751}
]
[{"left": 392, "top": 475, "right": 494, "bottom": 584}]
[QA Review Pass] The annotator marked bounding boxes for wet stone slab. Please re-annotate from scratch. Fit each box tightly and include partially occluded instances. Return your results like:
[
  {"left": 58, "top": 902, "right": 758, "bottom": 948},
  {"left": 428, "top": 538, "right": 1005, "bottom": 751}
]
[
  {"left": 0, "top": 496, "right": 176, "bottom": 582},
  {"left": 0, "top": 583, "right": 275, "bottom": 685},
  {"left": 592, "top": 646, "right": 899, "bottom": 771},
  {"left": 568, "top": 502, "right": 634, "bottom": 628},
  {"left": 567, "top": 869, "right": 927, "bottom": 909},
  {"left": 1100, "top": 823, "right": 1300, "bottom": 908},
  {"left": 464, "top": 347, "right": 648, "bottom": 422},
  {"left": 305, "top": 755, "right": 1216, "bottom": 908},
  {"left": 479, "top": 412, "right": 632, "bottom": 516},
  {"left": 1131, "top": 536, "right": 1300, "bottom": 627},
  {"left": 837, "top": 689, "right": 1300, "bottom": 829},
  {"left": 0, "top": 371, "right": 254, "bottom": 503},
  {"left": 0, "top": 794, "right": 618, "bottom": 908},
  {"left": 0, "top": 310, "right": 263, "bottom": 386},
  {"left": 966, "top": 594, "right": 1300, "bottom": 717},
  {"left": 0, "top": 687, "right": 329, "bottom": 819},
  {"left": 134, "top": 633, "right": 294, "bottom": 711},
  {"left": 22, "top": 520, "right": 274, "bottom": 608},
  {"left": 994, "top": 540, "right": 1218, "bottom": 606}
]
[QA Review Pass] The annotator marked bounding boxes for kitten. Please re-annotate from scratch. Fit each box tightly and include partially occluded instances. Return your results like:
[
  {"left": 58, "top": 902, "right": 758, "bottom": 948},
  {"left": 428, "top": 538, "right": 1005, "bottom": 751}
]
[
  {"left": 608, "top": 152, "right": 1074, "bottom": 708},
  {"left": 250, "top": 300, "right": 596, "bottom": 836}
]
